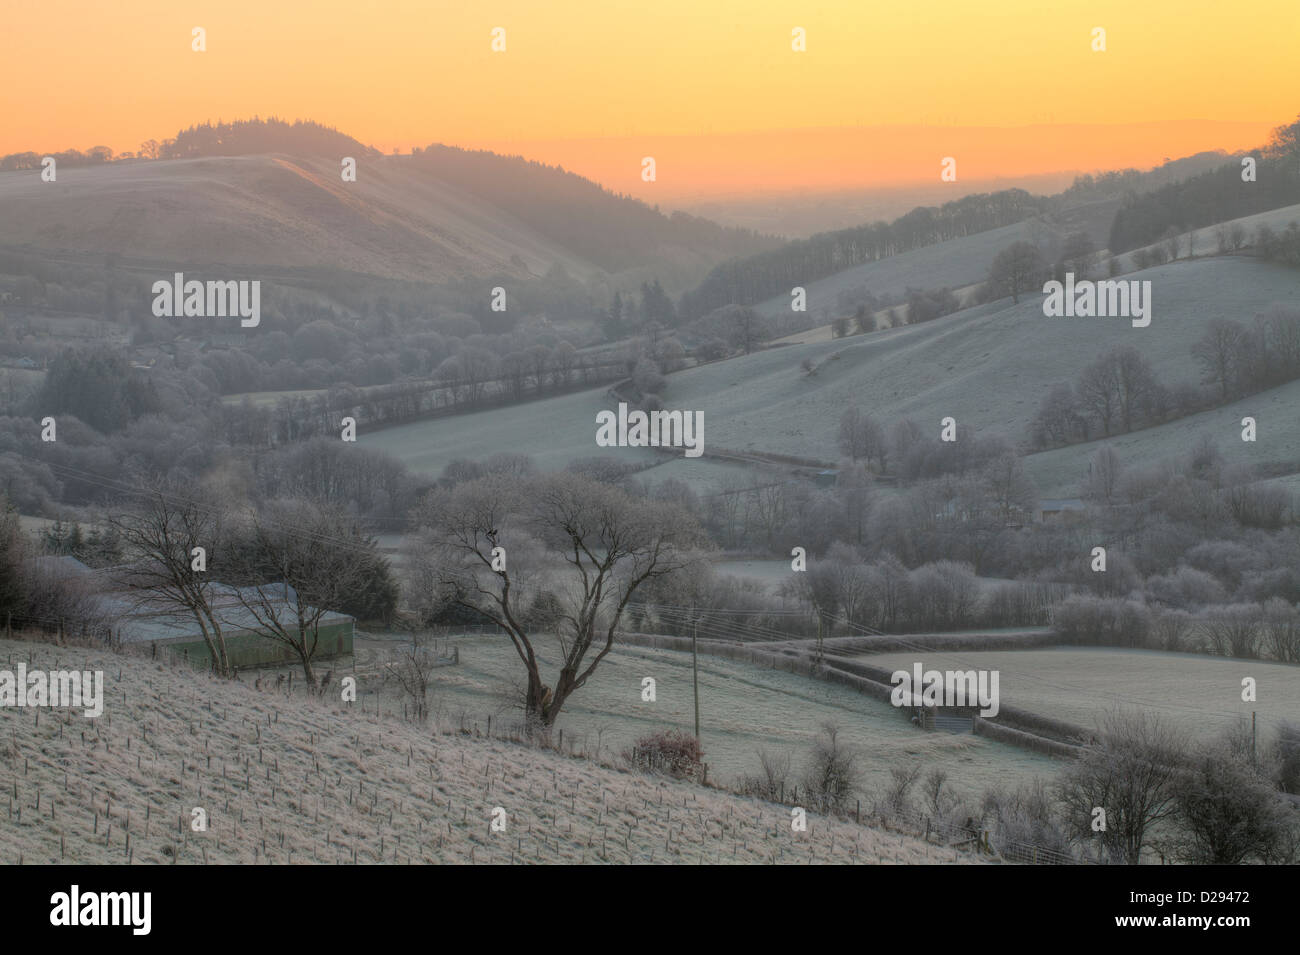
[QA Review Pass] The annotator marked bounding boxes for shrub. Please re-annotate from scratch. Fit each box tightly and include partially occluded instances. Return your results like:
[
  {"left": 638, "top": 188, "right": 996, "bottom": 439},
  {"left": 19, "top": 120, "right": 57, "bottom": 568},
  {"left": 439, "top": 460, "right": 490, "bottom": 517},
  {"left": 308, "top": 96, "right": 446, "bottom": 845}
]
[
  {"left": 625, "top": 729, "right": 704, "bottom": 781},
  {"left": 802, "top": 723, "right": 862, "bottom": 813},
  {"left": 738, "top": 747, "right": 793, "bottom": 801}
]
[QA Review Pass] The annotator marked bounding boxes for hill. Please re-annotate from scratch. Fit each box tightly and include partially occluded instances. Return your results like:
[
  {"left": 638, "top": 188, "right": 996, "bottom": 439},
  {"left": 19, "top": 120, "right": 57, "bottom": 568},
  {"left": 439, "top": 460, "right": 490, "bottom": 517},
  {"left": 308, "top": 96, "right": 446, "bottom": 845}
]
[
  {"left": 0, "top": 637, "right": 965, "bottom": 864},
  {"left": 364, "top": 254, "right": 1300, "bottom": 499},
  {"left": 0, "top": 152, "right": 773, "bottom": 288}
]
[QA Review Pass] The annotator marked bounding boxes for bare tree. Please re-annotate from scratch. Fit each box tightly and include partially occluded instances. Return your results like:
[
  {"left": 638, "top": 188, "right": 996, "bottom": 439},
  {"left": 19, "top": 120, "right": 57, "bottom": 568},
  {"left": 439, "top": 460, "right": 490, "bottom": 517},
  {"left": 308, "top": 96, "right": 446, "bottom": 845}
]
[
  {"left": 229, "top": 499, "right": 373, "bottom": 687},
  {"left": 412, "top": 472, "right": 704, "bottom": 730},
  {"left": 1172, "top": 739, "right": 1296, "bottom": 864},
  {"left": 1112, "top": 346, "right": 1161, "bottom": 433},
  {"left": 803, "top": 722, "right": 862, "bottom": 813},
  {"left": 1083, "top": 445, "right": 1123, "bottom": 505},
  {"left": 384, "top": 632, "right": 439, "bottom": 720},
  {"left": 1061, "top": 230, "right": 1097, "bottom": 278},
  {"left": 1058, "top": 709, "right": 1187, "bottom": 864},
  {"left": 1192, "top": 319, "right": 1247, "bottom": 401},
  {"left": 109, "top": 483, "right": 235, "bottom": 677},
  {"left": 986, "top": 241, "right": 1046, "bottom": 304},
  {"left": 1076, "top": 353, "right": 1120, "bottom": 436}
]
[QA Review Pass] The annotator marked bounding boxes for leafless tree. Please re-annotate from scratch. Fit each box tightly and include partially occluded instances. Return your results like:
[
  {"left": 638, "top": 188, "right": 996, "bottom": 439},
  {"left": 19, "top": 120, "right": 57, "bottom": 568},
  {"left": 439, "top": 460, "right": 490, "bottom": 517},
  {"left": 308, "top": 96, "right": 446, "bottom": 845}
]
[
  {"left": 228, "top": 499, "right": 373, "bottom": 687},
  {"left": 1192, "top": 318, "right": 1247, "bottom": 401},
  {"left": 986, "top": 241, "right": 1046, "bottom": 304},
  {"left": 411, "top": 472, "right": 705, "bottom": 730},
  {"left": 384, "top": 632, "right": 439, "bottom": 720},
  {"left": 1058, "top": 709, "right": 1187, "bottom": 864},
  {"left": 108, "top": 482, "right": 235, "bottom": 677},
  {"left": 1171, "top": 738, "right": 1296, "bottom": 864}
]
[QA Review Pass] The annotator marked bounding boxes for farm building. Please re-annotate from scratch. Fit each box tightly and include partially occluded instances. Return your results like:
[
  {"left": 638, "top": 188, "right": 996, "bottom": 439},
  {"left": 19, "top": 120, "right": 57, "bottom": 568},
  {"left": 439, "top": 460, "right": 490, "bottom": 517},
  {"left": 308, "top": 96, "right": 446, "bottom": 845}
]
[
  {"left": 100, "top": 582, "right": 355, "bottom": 670},
  {"left": 39, "top": 559, "right": 354, "bottom": 669},
  {"left": 1034, "top": 498, "right": 1086, "bottom": 523}
]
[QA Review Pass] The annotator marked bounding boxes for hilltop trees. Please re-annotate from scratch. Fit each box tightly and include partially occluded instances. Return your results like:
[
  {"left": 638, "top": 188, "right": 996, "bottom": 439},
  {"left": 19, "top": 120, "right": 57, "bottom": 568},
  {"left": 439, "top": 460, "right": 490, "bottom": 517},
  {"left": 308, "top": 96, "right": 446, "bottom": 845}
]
[
  {"left": 681, "top": 188, "right": 1047, "bottom": 318},
  {"left": 411, "top": 472, "right": 705, "bottom": 730}
]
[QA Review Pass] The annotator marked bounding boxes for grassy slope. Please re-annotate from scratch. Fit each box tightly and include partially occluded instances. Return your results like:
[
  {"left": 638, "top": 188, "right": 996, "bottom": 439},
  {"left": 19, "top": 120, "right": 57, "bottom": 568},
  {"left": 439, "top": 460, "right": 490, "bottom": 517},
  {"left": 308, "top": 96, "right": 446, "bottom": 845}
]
[
  {"left": 366, "top": 255, "right": 1300, "bottom": 500},
  {"left": 0, "top": 155, "right": 626, "bottom": 283},
  {"left": 346, "top": 635, "right": 1056, "bottom": 802},
  {"left": 752, "top": 221, "right": 1038, "bottom": 318},
  {"left": 0, "top": 637, "right": 971, "bottom": 864}
]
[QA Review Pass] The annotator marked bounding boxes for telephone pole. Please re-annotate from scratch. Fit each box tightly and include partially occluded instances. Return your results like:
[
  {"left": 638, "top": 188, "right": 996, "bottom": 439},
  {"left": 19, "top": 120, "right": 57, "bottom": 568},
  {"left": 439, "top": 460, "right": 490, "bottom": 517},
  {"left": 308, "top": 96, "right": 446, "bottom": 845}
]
[{"left": 692, "top": 614, "right": 701, "bottom": 741}]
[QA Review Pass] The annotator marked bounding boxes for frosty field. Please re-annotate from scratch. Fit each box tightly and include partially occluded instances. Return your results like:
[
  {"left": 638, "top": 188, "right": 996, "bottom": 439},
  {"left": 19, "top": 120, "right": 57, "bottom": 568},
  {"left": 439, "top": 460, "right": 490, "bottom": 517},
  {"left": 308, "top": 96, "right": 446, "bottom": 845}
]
[
  {"left": 868, "top": 646, "right": 1300, "bottom": 745},
  {"left": 361, "top": 633, "right": 1060, "bottom": 801},
  {"left": 0, "top": 637, "right": 975, "bottom": 865}
]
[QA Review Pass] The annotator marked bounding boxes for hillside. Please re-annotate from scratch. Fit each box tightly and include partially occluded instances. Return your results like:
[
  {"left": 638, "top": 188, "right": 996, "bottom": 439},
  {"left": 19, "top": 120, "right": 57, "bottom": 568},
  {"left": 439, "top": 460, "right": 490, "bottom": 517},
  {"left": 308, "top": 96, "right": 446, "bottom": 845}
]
[
  {"left": 0, "top": 152, "right": 772, "bottom": 287},
  {"left": 752, "top": 220, "right": 1038, "bottom": 318},
  {"left": 363, "top": 254, "right": 1300, "bottom": 499},
  {"left": 0, "top": 637, "right": 966, "bottom": 864}
]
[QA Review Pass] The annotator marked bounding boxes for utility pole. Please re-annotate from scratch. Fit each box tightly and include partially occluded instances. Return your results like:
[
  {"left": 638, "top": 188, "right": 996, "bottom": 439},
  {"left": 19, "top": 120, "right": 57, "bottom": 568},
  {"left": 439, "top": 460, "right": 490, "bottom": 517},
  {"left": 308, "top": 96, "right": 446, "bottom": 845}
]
[
  {"left": 692, "top": 614, "right": 701, "bottom": 741},
  {"left": 1252, "top": 711, "right": 1257, "bottom": 771}
]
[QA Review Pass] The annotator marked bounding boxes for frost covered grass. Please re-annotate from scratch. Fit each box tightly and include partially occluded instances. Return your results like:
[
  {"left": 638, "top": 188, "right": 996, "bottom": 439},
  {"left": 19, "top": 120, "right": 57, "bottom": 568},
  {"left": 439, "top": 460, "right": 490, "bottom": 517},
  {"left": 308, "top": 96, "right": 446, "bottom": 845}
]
[
  {"left": 869, "top": 646, "right": 1300, "bottom": 743},
  {"left": 0, "top": 637, "right": 977, "bottom": 864}
]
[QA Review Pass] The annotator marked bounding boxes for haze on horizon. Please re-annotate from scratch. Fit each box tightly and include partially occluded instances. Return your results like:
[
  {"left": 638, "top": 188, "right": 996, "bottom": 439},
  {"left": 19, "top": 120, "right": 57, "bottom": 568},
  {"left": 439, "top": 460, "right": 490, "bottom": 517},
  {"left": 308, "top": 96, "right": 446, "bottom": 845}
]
[{"left": 2, "top": 0, "right": 1297, "bottom": 201}]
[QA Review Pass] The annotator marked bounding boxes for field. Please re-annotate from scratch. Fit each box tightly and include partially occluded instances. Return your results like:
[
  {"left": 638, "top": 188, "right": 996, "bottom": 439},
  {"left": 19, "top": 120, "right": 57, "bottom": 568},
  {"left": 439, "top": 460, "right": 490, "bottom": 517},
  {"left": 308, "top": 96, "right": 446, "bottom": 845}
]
[
  {"left": 349, "top": 632, "right": 1059, "bottom": 802},
  {"left": 868, "top": 646, "right": 1300, "bottom": 745},
  {"left": 0, "top": 636, "right": 973, "bottom": 864}
]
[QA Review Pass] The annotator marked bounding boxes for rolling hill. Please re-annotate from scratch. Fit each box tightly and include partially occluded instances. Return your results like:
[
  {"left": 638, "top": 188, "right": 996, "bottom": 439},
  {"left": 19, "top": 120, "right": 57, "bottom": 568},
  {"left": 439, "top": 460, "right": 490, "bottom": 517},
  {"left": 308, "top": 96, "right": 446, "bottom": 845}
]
[
  {"left": 364, "top": 253, "right": 1300, "bottom": 499},
  {"left": 0, "top": 151, "right": 773, "bottom": 287}
]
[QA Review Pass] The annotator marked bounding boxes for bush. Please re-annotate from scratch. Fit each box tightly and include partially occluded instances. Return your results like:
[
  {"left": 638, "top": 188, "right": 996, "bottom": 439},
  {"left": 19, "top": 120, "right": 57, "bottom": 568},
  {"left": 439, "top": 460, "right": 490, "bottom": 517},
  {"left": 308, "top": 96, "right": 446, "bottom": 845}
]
[
  {"left": 802, "top": 723, "right": 862, "bottom": 813},
  {"left": 1199, "top": 603, "right": 1263, "bottom": 658},
  {"left": 738, "top": 747, "right": 793, "bottom": 802},
  {"left": 625, "top": 729, "right": 704, "bottom": 781}
]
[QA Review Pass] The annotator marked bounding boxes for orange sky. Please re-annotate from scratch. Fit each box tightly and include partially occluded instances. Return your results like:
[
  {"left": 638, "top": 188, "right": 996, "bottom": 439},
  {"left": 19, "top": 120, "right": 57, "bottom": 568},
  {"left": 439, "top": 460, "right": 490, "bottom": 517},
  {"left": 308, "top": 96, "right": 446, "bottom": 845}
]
[{"left": 3, "top": 0, "right": 1297, "bottom": 198}]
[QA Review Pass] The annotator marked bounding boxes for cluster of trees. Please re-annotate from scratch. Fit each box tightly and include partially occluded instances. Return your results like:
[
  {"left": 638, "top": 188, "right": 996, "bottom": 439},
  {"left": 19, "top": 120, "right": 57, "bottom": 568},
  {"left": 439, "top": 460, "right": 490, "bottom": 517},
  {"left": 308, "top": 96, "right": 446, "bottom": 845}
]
[
  {"left": 36, "top": 351, "right": 162, "bottom": 434},
  {"left": 784, "top": 548, "right": 1056, "bottom": 633},
  {"left": 1256, "top": 220, "right": 1300, "bottom": 269},
  {"left": 838, "top": 407, "right": 1020, "bottom": 484},
  {"left": 680, "top": 189, "right": 1049, "bottom": 319},
  {"left": 1107, "top": 116, "right": 1300, "bottom": 253},
  {"left": 39, "top": 519, "right": 123, "bottom": 567},
  {"left": 0, "top": 146, "right": 115, "bottom": 171},
  {"left": 1032, "top": 307, "right": 1300, "bottom": 450},
  {"left": 1060, "top": 151, "right": 1241, "bottom": 202},
  {"left": 1052, "top": 713, "right": 1295, "bottom": 864},
  {"left": 1032, "top": 346, "right": 1164, "bottom": 445},
  {"left": 161, "top": 118, "right": 374, "bottom": 161}
]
